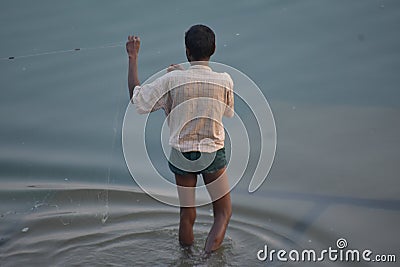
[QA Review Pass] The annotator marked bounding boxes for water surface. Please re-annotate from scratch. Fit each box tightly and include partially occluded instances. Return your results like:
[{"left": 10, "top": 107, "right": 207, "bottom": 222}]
[{"left": 1, "top": 0, "right": 399, "bottom": 266}]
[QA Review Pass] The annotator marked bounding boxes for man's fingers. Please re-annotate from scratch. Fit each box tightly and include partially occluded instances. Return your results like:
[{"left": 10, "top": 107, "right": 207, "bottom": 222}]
[
  {"left": 127, "top": 35, "right": 138, "bottom": 41},
  {"left": 167, "top": 64, "right": 184, "bottom": 72},
  {"left": 127, "top": 36, "right": 141, "bottom": 46}
]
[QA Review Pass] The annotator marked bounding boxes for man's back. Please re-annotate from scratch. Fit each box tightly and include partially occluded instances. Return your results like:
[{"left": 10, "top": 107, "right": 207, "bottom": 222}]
[{"left": 165, "top": 64, "right": 234, "bottom": 152}]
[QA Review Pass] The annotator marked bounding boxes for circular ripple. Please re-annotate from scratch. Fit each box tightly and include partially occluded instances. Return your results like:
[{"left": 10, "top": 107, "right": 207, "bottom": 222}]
[{"left": 1, "top": 186, "right": 302, "bottom": 266}]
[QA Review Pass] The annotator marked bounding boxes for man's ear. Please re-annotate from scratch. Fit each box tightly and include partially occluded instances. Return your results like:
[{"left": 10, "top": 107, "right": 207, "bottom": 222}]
[{"left": 186, "top": 48, "right": 192, "bottom": 62}]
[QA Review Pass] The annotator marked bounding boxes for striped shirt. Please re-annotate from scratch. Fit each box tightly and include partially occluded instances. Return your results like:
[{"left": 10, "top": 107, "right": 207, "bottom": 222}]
[{"left": 132, "top": 64, "right": 234, "bottom": 152}]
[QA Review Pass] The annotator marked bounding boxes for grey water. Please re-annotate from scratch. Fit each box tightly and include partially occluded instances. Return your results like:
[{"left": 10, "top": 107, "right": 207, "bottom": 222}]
[{"left": 1, "top": 0, "right": 399, "bottom": 266}]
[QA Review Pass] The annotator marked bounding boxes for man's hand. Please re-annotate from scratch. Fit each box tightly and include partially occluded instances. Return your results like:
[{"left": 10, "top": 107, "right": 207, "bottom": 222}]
[
  {"left": 126, "top": 35, "right": 141, "bottom": 59},
  {"left": 167, "top": 64, "right": 184, "bottom": 72}
]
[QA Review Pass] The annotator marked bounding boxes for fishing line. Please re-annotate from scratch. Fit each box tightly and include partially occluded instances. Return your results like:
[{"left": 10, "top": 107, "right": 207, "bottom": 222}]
[
  {"left": 0, "top": 41, "right": 125, "bottom": 61},
  {"left": 101, "top": 91, "right": 125, "bottom": 224},
  {"left": 0, "top": 39, "right": 128, "bottom": 223},
  {"left": 100, "top": 72, "right": 128, "bottom": 224}
]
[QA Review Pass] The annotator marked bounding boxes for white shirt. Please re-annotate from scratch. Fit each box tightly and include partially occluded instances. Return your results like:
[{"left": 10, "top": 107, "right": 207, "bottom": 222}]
[{"left": 132, "top": 64, "right": 234, "bottom": 152}]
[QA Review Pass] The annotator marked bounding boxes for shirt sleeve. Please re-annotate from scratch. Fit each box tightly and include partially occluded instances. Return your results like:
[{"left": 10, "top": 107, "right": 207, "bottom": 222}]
[
  {"left": 132, "top": 75, "right": 168, "bottom": 114},
  {"left": 223, "top": 75, "right": 234, "bottom": 118}
]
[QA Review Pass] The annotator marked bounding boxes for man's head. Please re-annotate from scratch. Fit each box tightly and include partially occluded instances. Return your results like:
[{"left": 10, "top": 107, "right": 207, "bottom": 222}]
[{"left": 185, "top": 24, "right": 215, "bottom": 62}]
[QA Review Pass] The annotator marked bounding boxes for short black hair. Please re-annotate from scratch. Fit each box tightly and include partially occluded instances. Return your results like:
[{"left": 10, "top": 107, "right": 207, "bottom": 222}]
[{"left": 185, "top": 24, "right": 215, "bottom": 60}]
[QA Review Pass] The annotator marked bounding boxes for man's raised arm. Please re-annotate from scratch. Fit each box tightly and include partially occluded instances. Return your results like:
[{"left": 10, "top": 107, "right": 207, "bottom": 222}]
[{"left": 126, "top": 35, "right": 141, "bottom": 101}]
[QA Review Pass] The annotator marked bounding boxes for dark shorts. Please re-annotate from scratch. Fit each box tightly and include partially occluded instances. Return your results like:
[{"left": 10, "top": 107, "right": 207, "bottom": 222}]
[{"left": 168, "top": 147, "right": 227, "bottom": 175}]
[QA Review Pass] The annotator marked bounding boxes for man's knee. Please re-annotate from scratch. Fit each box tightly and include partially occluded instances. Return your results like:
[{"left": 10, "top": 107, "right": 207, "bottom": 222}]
[{"left": 214, "top": 198, "right": 232, "bottom": 222}]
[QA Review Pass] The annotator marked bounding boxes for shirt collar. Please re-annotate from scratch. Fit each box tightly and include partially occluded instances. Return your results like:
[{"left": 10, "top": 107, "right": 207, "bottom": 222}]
[{"left": 189, "top": 64, "right": 212, "bottom": 71}]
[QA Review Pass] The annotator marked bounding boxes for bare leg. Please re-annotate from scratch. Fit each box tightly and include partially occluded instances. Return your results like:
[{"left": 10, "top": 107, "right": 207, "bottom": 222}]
[
  {"left": 202, "top": 167, "right": 232, "bottom": 253},
  {"left": 175, "top": 173, "right": 197, "bottom": 247}
]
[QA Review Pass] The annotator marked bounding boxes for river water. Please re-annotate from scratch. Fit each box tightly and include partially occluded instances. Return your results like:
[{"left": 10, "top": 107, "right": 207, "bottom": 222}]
[{"left": 0, "top": 0, "right": 399, "bottom": 266}]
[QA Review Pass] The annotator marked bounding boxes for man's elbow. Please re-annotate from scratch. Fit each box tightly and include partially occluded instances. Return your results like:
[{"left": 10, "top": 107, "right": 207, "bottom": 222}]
[
  {"left": 134, "top": 105, "right": 151, "bottom": 115},
  {"left": 224, "top": 107, "right": 234, "bottom": 118},
  {"left": 224, "top": 112, "right": 234, "bottom": 118}
]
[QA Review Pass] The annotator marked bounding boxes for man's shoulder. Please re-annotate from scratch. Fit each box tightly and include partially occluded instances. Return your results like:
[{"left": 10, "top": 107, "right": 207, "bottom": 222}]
[
  {"left": 162, "top": 69, "right": 188, "bottom": 80},
  {"left": 212, "top": 71, "right": 233, "bottom": 88},
  {"left": 164, "top": 68, "right": 233, "bottom": 89}
]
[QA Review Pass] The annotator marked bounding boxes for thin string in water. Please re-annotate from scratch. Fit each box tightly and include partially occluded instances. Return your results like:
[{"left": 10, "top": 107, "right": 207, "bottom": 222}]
[
  {"left": 100, "top": 82, "right": 127, "bottom": 224},
  {"left": 0, "top": 41, "right": 125, "bottom": 61},
  {"left": 2, "top": 39, "right": 127, "bottom": 223}
]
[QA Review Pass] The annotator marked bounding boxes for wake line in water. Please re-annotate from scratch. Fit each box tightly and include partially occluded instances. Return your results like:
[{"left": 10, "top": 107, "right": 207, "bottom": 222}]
[
  {"left": 0, "top": 185, "right": 300, "bottom": 266},
  {"left": 0, "top": 41, "right": 125, "bottom": 61}
]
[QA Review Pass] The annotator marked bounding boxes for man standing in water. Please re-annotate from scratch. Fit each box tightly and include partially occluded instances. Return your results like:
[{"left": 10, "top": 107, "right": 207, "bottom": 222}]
[{"left": 126, "top": 25, "right": 233, "bottom": 253}]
